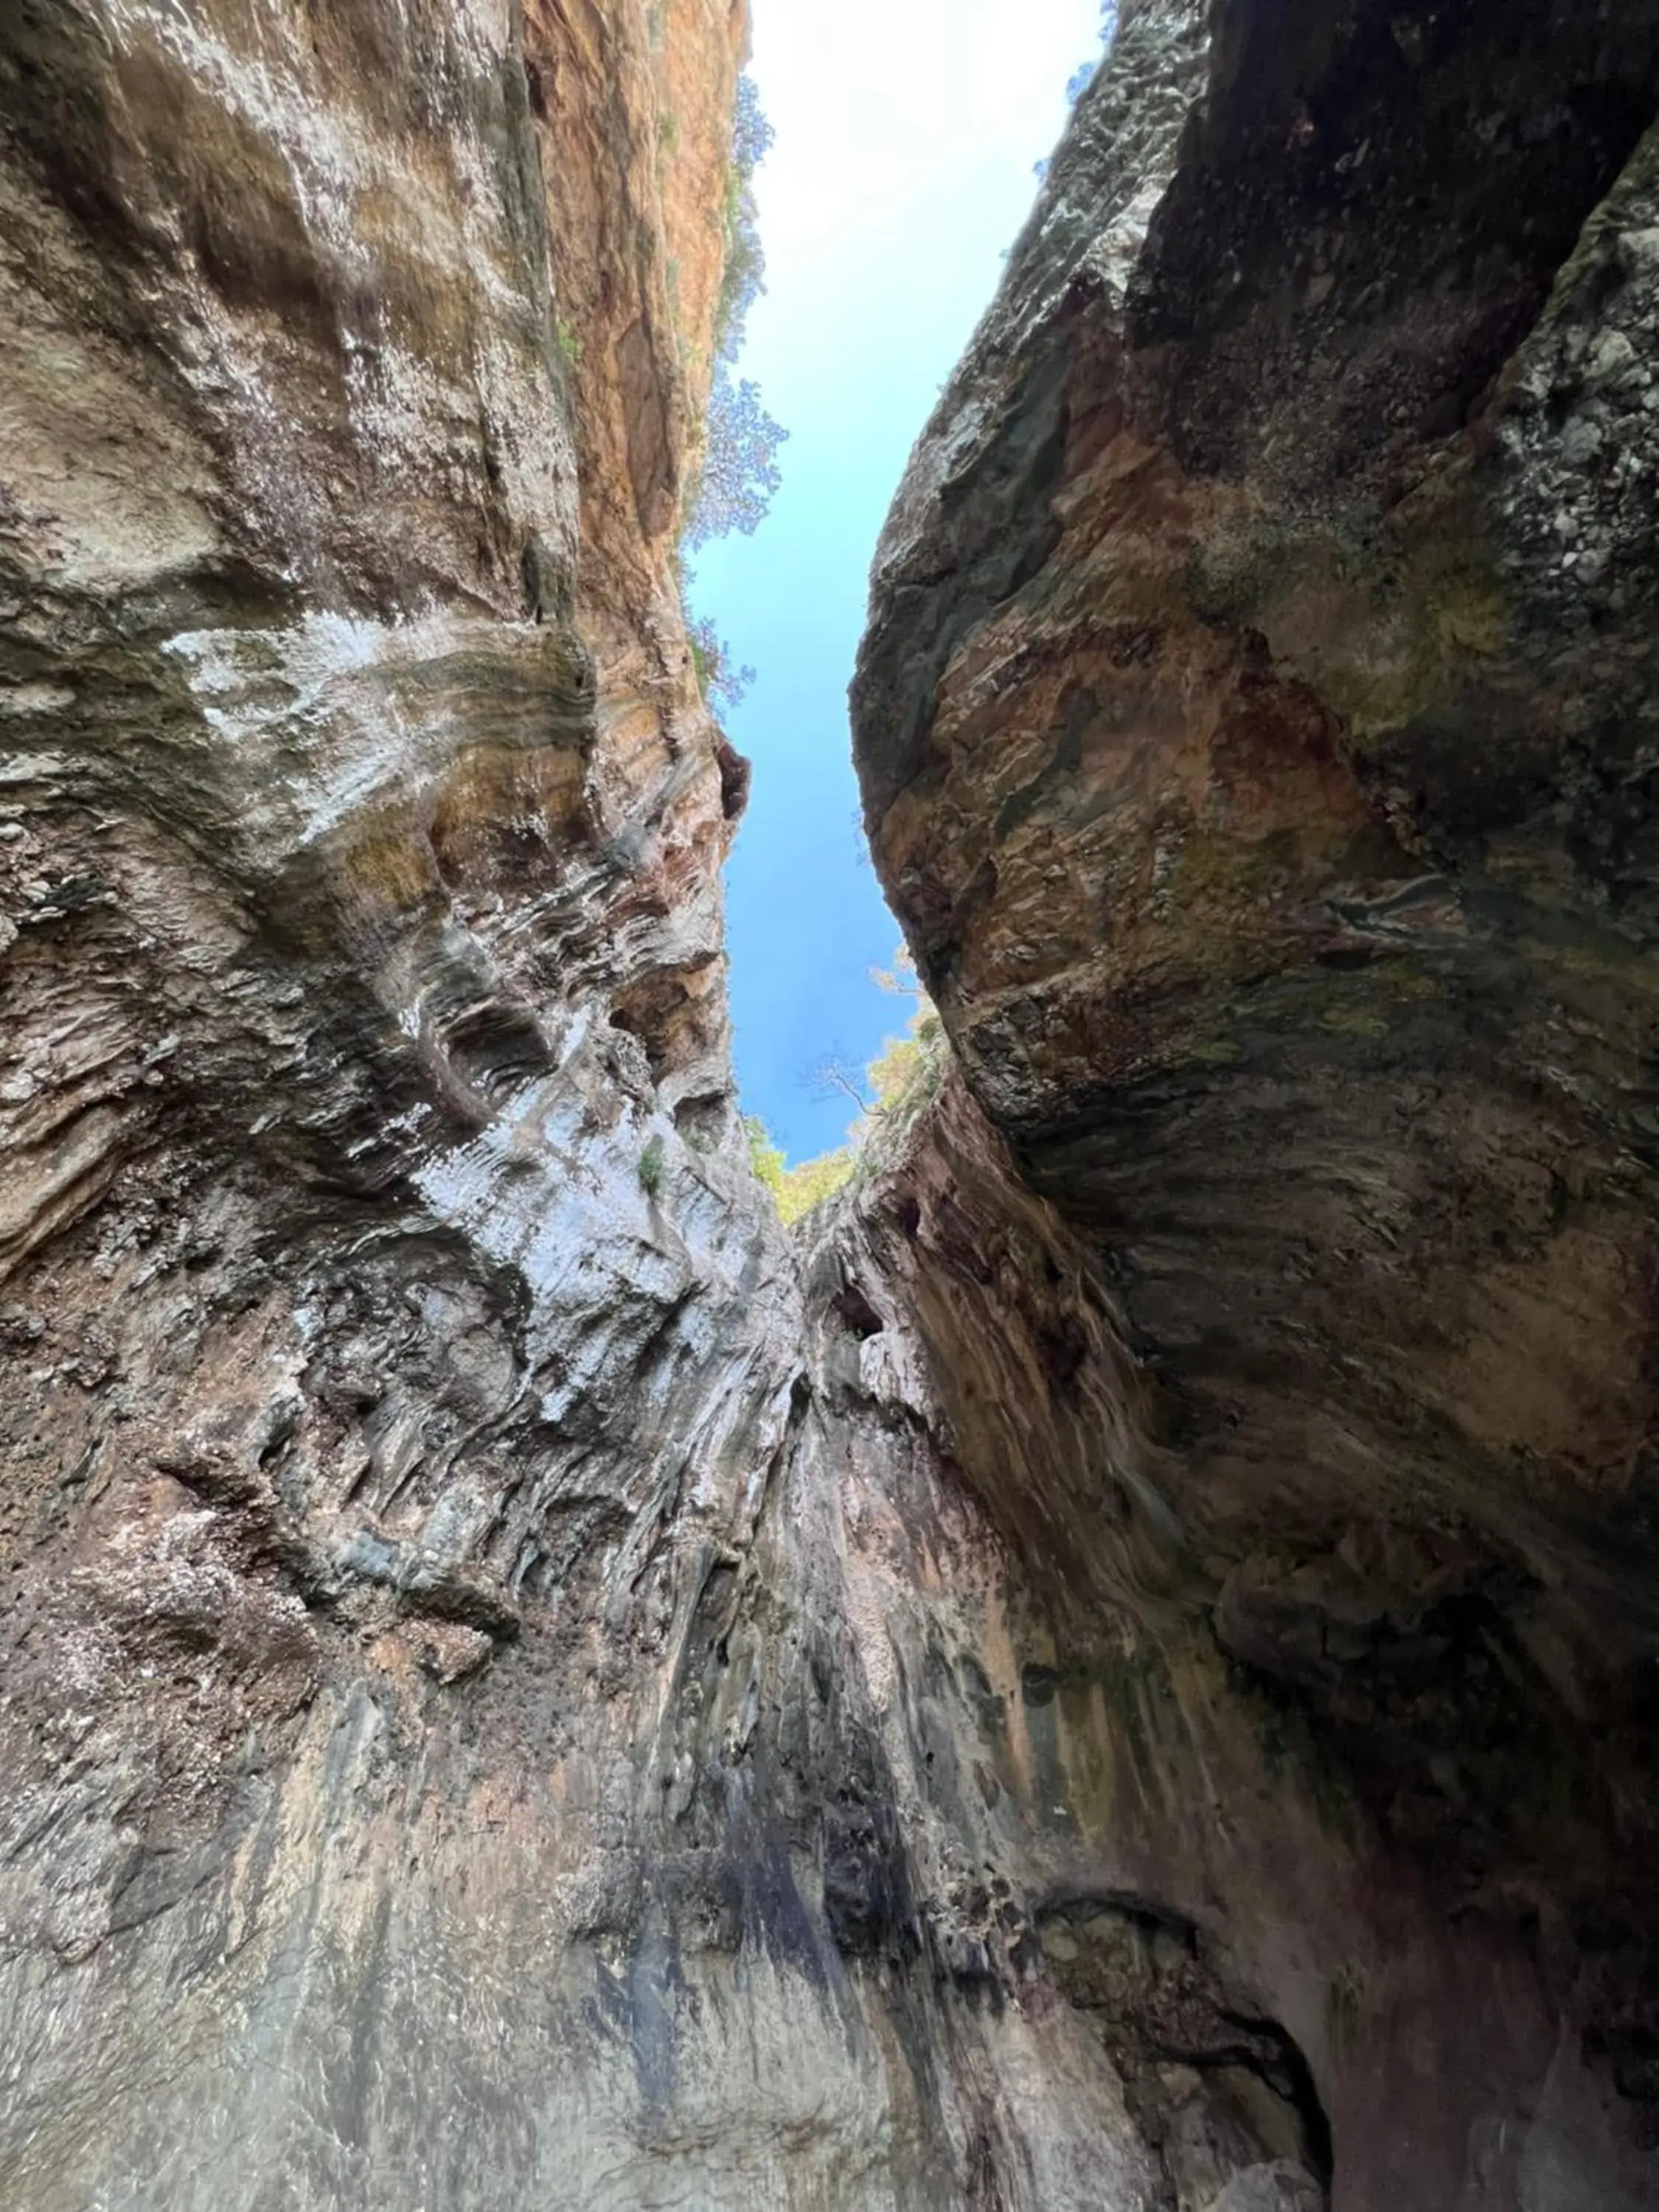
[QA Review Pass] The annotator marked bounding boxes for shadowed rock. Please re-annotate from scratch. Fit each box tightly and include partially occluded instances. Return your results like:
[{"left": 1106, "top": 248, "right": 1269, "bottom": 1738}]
[{"left": 1, "top": 1, "right": 1655, "bottom": 2208}]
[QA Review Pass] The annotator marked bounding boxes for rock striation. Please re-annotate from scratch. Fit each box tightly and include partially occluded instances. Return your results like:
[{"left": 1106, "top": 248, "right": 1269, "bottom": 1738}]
[
  {"left": 855, "top": 0, "right": 1659, "bottom": 2203},
  {"left": 0, "top": 1, "right": 1655, "bottom": 2209}
]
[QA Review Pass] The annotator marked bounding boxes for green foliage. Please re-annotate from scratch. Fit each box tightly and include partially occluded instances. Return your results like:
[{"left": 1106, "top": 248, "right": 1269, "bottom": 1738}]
[
  {"left": 779, "top": 1148, "right": 858, "bottom": 1224},
  {"left": 686, "top": 373, "right": 785, "bottom": 549},
  {"left": 684, "top": 75, "right": 786, "bottom": 552},
  {"left": 866, "top": 1010, "right": 947, "bottom": 1121},
  {"left": 717, "top": 76, "right": 774, "bottom": 360},
  {"left": 747, "top": 1116, "right": 855, "bottom": 1226},
  {"left": 745, "top": 950, "right": 950, "bottom": 1230},
  {"left": 689, "top": 616, "right": 754, "bottom": 711},
  {"left": 556, "top": 318, "right": 582, "bottom": 365},
  {"left": 1064, "top": 4, "right": 1120, "bottom": 107},
  {"left": 855, "top": 946, "right": 949, "bottom": 1134},
  {"left": 715, "top": 184, "right": 763, "bottom": 357},
  {"left": 745, "top": 1116, "right": 785, "bottom": 1191},
  {"left": 748, "top": 1124, "right": 787, "bottom": 1194},
  {"left": 638, "top": 1134, "right": 667, "bottom": 1194},
  {"left": 866, "top": 945, "right": 921, "bottom": 999}
]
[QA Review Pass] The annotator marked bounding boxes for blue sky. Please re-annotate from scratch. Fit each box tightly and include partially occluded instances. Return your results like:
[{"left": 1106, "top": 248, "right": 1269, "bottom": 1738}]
[{"left": 692, "top": 0, "right": 1107, "bottom": 1161}]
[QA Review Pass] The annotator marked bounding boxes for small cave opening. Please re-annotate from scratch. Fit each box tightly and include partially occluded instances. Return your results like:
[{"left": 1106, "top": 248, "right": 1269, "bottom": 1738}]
[
  {"left": 672, "top": 1091, "right": 728, "bottom": 1150},
  {"left": 714, "top": 739, "right": 751, "bottom": 824},
  {"left": 1037, "top": 1893, "right": 1335, "bottom": 2207},
  {"left": 832, "top": 1281, "right": 884, "bottom": 1340}
]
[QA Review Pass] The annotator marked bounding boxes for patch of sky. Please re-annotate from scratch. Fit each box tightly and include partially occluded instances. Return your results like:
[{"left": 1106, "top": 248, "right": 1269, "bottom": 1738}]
[{"left": 687, "top": 0, "right": 1116, "bottom": 1161}]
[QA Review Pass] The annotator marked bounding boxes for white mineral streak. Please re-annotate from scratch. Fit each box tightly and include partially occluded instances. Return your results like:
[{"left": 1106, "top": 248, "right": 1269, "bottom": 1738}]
[
  {"left": 161, "top": 610, "right": 518, "bottom": 849},
  {"left": 103, "top": 0, "right": 577, "bottom": 556},
  {"left": 0, "top": 685, "right": 77, "bottom": 717}
]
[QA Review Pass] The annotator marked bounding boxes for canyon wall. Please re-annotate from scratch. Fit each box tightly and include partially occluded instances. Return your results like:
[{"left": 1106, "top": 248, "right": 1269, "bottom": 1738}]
[
  {"left": 854, "top": 0, "right": 1659, "bottom": 2202},
  {"left": 0, "top": 2, "right": 1654, "bottom": 2209}
]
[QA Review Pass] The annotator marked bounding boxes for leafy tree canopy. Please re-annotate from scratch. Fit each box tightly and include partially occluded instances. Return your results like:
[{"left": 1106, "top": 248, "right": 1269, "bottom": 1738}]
[
  {"left": 685, "top": 371, "right": 786, "bottom": 550},
  {"left": 681, "top": 74, "right": 787, "bottom": 615}
]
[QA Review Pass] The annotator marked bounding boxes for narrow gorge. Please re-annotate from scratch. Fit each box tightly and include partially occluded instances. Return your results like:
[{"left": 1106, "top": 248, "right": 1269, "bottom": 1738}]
[{"left": 1, "top": 3, "right": 1656, "bottom": 2208}]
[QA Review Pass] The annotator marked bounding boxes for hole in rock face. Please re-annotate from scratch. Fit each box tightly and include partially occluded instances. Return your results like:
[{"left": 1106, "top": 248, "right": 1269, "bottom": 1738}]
[
  {"left": 673, "top": 1092, "right": 727, "bottom": 1148},
  {"left": 714, "top": 740, "right": 751, "bottom": 823},
  {"left": 609, "top": 967, "right": 718, "bottom": 1087},
  {"left": 833, "top": 1281, "right": 883, "bottom": 1339},
  {"left": 442, "top": 1000, "right": 553, "bottom": 1103},
  {"left": 1035, "top": 1314, "right": 1088, "bottom": 1397},
  {"left": 1038, "top": 1896, "right": 1334, "bottom": 2205}
]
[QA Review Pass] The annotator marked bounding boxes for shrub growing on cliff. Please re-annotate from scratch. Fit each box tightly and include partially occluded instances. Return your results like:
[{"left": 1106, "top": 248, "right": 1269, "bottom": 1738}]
[
  {"left": 745, "top": 953, "right": 950, "bottom": 1231},
  {"left": 720, "top": 76, "right": 774, "bottom": 357},
  {"left": 688, "top": 617, "right": 754, "bottom": 710},
  {"left": 1064, "top": 4, "right": 1121, "bottom": 108},
  {"left": 747, "top": 1116, "right": 855, "bottom": 1228},
  {"left": 745, "top": 1116, "right": 787, "bottom": 1192},
  {"left": 732, "top": 74, "right": 773, "bottom": 180}
]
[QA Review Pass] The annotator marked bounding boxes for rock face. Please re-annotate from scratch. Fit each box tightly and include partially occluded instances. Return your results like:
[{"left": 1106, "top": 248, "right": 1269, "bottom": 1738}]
[
  {"left": 0, "top": 2, "right": 1655, "bottom": 2211},
  {"left": 855, "top": 0, "right": 1659, "bottom": 2203}
]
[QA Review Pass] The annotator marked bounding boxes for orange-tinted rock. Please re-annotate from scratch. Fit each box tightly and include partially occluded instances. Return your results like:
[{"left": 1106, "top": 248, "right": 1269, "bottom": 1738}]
[
  {"left": 855, "top": 0, "right": 1659, "bottom": 2198},
  {"left": 4, "top": 0, "right": 1659, "bottom": 2205}
]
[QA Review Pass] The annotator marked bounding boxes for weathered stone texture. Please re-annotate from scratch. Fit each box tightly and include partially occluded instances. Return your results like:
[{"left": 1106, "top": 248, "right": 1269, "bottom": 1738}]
[
  {"left": 2, "top": 1, "right": 1658, "bottom": 2208},
  {"left": 855, "top": 0, "right": 1659, "bottom": 2203}
]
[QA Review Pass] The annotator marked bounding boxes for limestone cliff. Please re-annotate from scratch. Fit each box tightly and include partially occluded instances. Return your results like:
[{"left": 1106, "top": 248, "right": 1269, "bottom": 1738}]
[
  {"left": 0, "top": 3, "right": 1655, "bottom": 2211},
  {"left": 855, "top": 1, "right": 1659, "bottom": 2203}
]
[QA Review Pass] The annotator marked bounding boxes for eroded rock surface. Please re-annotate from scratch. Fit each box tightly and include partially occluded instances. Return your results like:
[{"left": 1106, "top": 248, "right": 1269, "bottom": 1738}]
[
  {"left": 855, "top": 0, "right": 1659, "bottom": 2204},
  {"left": 1, "top": 1, "right": 1656, "bottom": 2208}
]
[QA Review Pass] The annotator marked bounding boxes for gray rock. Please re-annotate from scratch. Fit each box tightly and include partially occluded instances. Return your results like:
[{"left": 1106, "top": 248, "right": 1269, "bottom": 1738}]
[
  {"left": 2, "top": 1, "right": 1658, "bottom": 2208},
  {"left": 1208, "top": 2165, "right": 1324, "bottom": 2212}
]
